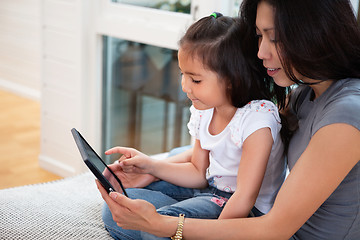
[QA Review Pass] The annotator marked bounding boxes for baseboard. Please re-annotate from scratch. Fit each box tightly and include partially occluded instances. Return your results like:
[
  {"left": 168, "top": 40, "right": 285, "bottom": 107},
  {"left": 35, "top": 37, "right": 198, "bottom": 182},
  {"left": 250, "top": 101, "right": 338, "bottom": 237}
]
[
  {"left": 39, "top": 155, "right": 79, "bottom": 178},
  {"left": 0, "top": 78, "right": 41, "bottom": 101}
]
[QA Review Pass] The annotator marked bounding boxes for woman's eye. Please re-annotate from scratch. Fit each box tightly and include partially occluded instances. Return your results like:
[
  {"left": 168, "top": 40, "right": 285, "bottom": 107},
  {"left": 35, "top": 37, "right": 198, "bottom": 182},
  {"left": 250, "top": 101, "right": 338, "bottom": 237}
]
[
  {"left": 270, "top": 36, "right": 278, "bottom": 43},
  {"left": 192, "top": 79, "right": 201, "bottom": 84}
]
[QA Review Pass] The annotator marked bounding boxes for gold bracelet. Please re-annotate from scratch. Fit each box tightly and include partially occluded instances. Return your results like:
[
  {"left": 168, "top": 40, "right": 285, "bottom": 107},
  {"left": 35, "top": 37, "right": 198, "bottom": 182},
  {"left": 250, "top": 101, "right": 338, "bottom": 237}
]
[{"left": 171, "top": 213, "right": 185, "bottom": 240}]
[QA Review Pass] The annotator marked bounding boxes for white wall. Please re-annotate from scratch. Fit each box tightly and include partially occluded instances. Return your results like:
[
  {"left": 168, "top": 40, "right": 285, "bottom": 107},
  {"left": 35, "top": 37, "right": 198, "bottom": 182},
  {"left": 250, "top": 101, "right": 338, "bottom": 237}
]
[
  {"left": 0, "top": 0, "right": 42, "bottom": 100},
  {"left": 39, "top": 0, "right": 93, "bottom": 177}
]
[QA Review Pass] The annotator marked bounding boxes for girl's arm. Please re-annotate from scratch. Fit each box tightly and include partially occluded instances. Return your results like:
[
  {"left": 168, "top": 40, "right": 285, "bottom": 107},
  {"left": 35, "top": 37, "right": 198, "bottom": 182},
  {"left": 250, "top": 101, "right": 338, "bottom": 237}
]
[
  {"left": 148, "top": 139, "right": 209, "bottom": 188},
  {"left": 164, "top": 147, "right": 193, "bottom": 163},
  {"left": 218, "top": 127, "right": 273, "bottom": 219},
  {"left": 108, "top": 140, "right": 209, "bottom": 188},
  {"left": 106, "top": 148, "right": 193, "bottom": 188},
  {"left": 98, "top": 123, "right": 360, "bottom": 239}
]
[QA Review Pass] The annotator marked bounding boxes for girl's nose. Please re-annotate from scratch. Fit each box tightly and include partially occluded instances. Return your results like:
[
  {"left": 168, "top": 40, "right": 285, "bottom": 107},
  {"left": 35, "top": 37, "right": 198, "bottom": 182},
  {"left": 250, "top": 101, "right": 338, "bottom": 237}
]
[{"left": 181, "top": 76, "right": 191, "bottom": 93}]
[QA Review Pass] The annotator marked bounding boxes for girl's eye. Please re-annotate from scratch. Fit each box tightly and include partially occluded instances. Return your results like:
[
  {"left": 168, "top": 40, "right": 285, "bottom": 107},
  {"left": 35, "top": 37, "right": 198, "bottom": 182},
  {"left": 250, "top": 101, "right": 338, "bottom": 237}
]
[{"left": 192, "top": 78, "right": 201, "bottom": 84}]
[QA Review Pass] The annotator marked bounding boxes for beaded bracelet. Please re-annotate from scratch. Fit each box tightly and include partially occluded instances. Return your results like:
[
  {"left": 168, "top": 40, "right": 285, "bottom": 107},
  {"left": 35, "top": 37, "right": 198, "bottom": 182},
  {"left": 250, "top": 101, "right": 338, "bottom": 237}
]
[{"left": 171, "top": 213, "right": 185, "bottom": 240}]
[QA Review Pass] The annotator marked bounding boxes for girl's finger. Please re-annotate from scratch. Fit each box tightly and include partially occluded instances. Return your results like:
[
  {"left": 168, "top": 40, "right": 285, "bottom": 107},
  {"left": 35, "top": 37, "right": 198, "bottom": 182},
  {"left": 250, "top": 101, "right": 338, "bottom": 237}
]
[{"left": 105, "top": 146, "right": 133, "bottom": 157}]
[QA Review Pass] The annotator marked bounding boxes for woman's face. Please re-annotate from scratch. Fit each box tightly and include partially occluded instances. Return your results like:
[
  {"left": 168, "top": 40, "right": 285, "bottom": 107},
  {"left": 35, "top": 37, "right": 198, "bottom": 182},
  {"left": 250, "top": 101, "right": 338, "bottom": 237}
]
[{"left": 255, "top": 1, "right": 295, "bottom": 87}]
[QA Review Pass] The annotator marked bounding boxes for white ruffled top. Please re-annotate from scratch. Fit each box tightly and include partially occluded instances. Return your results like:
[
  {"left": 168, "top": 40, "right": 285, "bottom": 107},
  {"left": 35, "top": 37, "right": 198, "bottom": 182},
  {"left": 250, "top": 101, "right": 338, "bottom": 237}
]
[{"left": 187, "top": 100, "right": 286, "bottom": 214}]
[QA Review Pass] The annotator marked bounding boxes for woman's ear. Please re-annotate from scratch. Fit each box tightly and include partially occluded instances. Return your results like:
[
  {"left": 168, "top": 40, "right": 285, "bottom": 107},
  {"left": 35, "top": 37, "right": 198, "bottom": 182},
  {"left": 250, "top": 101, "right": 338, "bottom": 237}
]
[{"left": 227, "top": 82, "right": 232, "bottom": 89}]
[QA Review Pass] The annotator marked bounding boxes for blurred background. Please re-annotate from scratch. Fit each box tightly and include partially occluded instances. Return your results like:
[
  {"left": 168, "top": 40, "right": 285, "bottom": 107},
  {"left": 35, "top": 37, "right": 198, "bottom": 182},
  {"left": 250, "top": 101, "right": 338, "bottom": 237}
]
[{"left": 0, "top": 0, "right": 359, "bottom": 186}]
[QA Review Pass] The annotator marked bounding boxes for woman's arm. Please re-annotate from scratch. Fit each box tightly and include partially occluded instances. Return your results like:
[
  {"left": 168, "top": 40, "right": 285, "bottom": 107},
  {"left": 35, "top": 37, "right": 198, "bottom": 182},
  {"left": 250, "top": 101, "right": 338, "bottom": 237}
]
[
  {"left": 219, "top": 127, "right": 273, "bottom": 219},
  {"left": 182, "top": 123, "right": 360, "bottom": 239},
  {"left": 98, "top": 123, "right": 360, "bottom": 239}
]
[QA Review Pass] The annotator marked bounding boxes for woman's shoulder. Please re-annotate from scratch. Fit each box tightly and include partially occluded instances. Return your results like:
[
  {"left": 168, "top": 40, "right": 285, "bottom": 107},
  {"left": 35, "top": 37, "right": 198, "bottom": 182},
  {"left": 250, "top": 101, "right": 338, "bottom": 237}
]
[
  {"left": 325, "top": 78, "right": 360, "bottom": 108},
  {"left": 292, "top": 78, "right": 360, "bottom": 113},
  {"left": 315, "top": 78, "right": 360, "bottom": 131},
  {"left": 333, "top": 78, "right": 360, "bottom": 93}
]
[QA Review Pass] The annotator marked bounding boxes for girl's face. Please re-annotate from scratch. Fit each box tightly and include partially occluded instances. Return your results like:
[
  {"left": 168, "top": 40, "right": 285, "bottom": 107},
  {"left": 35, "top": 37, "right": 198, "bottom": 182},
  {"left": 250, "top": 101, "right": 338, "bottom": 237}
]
[
  {"left": 178, "top": 48, "right": 230, "bottom": 111},
  {"left": 255, "top": 1, "right": 297, "bottom": 87}
]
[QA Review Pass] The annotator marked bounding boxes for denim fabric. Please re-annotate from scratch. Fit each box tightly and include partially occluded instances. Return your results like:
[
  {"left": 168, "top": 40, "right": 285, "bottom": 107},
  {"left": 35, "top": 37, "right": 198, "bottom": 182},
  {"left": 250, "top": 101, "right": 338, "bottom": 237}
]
[
  {"left": 103, "top": 181, "right": 233, "bottom": 240},
  {"left": 148, "top": 181, "right": 232, "bottom": 218},
  {"left": 102, "top": 145, "right": 234, "bottom": 240},
  {"left": 102, "top": 187, "right": 178, "bottom": 240}
]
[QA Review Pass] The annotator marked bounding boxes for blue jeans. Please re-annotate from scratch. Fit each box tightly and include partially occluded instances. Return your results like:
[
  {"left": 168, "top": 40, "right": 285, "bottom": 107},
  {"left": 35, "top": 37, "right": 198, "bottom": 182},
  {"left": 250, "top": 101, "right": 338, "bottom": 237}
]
[
  {"left": 102, "top": 186, "right": 178, "bottom": 240},
  {"left": 103, "top": 181, "right": 233, "bottom": 240},
  {"left": 102, "top": 146, "right": 263, "bottom": 240}
]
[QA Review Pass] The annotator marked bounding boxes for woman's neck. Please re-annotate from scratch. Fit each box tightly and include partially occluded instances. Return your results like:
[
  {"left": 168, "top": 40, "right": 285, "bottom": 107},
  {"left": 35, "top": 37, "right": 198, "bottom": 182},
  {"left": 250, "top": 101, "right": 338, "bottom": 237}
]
[{"left": 309, "top": 80, "right": 334, "bottom": 100}]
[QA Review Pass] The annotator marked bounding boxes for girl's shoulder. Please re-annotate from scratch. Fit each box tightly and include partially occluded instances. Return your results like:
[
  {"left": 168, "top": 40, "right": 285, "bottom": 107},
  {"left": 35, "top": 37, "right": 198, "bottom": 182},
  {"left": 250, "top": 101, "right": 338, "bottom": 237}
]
[
  {"left": 189, "top": 105, "right": 213, "bottom": 119},
  {"left": 229, "top": 100, "right": 281, "bottom": 147},
  {"left": 238, "top": 100, "right": 279, "bottom": 114},
  {"left": 187, "top": 105, "right": 213, "bottom": 138},
  {"left": 231, "top": 100, "right": 280, "bottom": 126}
]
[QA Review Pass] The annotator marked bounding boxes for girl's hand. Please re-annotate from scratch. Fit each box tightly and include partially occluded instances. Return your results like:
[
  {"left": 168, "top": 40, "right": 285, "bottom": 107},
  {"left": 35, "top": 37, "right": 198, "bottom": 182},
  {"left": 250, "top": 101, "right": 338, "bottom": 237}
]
[
  {"left": 106, "top": 162, "right": 158, "bottom": 188},
  {"left": 106, "top": 147, "right": 156, "bottom": 175}
]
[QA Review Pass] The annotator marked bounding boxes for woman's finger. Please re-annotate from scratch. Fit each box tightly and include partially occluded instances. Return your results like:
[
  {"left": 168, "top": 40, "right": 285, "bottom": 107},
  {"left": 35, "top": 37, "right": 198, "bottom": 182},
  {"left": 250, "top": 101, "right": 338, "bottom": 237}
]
[{"left": 96, "top": 180, "right": 127, "bottom": 213}]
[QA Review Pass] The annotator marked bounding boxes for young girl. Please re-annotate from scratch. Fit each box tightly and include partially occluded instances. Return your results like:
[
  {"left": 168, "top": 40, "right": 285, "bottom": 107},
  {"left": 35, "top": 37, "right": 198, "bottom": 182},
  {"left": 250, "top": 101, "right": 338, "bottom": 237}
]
[{"left": 101, "top": 13, "right": 286, "bottom": 240}]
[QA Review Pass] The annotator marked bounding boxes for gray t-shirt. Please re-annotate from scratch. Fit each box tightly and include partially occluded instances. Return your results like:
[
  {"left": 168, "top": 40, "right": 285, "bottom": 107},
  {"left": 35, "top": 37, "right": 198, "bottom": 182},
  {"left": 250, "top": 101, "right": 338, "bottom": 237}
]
[{"left": 288, "top": 78, "right": 360, "bottom": 240}]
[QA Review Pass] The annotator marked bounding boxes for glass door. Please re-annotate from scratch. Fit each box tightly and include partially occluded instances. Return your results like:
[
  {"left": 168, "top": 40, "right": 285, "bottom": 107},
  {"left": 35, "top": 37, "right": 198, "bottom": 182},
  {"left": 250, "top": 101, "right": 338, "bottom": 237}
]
[{"left": 96, "top": 0, "right": 237, "bottom": 162}]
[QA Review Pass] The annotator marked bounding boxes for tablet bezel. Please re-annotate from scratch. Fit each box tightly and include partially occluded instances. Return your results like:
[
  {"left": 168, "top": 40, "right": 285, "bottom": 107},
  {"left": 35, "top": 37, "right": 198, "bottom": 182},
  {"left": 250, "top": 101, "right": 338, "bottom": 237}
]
[{"left": 71, "top": 128, "right": 128, "bottom": 196}]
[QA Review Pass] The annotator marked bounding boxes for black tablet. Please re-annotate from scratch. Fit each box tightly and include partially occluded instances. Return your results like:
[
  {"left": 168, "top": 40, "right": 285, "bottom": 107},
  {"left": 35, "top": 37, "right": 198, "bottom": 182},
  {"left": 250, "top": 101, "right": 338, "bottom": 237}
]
[{"left": 71, "top": 128, "right": 128, "bottom": 196}]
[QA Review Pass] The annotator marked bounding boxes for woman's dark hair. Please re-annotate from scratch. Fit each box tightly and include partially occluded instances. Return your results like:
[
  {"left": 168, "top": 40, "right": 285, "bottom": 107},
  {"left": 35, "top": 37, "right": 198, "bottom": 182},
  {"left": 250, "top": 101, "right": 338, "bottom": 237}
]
[
  {"left": 179, "top": 13, "right": 277, "bottom": 108},
  {"left": 240, "top": 0, "right": 360, "bottom": 84},
  {"left": 240, "top": 0, "right": 360, "bottom": 150}
]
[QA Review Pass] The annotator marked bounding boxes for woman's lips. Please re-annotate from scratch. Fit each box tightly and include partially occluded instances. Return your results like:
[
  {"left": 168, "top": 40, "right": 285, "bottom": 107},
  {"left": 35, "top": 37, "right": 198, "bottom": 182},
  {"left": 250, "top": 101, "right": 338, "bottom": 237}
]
[{"left": 267, "top": 68, "right": 280, "bottom": 76}]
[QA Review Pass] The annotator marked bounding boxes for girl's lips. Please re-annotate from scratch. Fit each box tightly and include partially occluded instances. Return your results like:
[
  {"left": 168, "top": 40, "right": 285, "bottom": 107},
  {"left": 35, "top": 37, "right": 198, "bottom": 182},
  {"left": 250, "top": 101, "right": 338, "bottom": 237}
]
[
  {"left": 187, "top": 95, "right": 198, "bottom": 102},
  {"left": 267, "top": 68, "right": 280, "bottom": 77}
]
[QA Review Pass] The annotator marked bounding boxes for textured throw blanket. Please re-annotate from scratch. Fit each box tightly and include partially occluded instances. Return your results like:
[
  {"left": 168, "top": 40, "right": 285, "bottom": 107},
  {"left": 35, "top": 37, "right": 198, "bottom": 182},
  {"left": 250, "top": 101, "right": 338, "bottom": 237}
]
[{"left": 0, "top": 172, "right": 113, "bottom": 239}]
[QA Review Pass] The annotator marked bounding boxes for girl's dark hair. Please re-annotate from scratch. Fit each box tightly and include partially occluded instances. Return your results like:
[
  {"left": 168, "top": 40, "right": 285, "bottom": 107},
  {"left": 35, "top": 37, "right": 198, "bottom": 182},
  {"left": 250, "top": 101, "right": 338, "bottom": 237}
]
[
  {"left": 240, "top": 0, "right": 360, "bottom": 83},
  {"left": 179, "top": 13, "right": 277, "bottom": 108}
]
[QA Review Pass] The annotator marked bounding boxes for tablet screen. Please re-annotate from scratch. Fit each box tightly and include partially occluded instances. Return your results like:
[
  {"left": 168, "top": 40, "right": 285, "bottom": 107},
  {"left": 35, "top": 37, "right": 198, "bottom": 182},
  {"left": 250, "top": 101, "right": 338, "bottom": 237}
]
[{"left": 71, "top": 128, "right": 127, "bottom": 196}]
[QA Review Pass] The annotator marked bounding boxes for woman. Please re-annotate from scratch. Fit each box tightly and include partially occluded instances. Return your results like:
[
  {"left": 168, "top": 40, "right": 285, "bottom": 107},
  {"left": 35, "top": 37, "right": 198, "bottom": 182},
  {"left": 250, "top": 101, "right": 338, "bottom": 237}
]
[{"left": 97, "top": 0, "right": 360, "bottom": 239}]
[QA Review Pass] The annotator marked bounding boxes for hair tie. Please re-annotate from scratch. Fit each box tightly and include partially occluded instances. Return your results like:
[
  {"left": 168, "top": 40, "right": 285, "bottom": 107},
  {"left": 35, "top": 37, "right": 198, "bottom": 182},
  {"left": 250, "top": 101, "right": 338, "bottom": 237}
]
[{"left": 210, "top": 12, "right": 223, "bottom": 19}]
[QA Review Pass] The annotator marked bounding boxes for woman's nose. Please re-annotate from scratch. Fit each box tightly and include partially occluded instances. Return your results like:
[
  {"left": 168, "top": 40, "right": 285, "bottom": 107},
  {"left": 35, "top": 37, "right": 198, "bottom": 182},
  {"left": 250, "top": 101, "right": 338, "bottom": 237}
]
[{"left": 257, "top": 38, "right": 271, "bottom": 60}]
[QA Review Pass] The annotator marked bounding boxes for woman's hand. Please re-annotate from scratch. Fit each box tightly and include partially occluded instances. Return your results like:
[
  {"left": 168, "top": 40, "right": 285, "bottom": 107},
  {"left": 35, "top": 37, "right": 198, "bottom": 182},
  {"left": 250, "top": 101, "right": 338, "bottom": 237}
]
[
  {"left": 106, "top": 147, "right": 156, "bottom": 175},
  {"left": 96, "top": 180, "right": 156, "bottom": 229},
  {"left": 96, "top": 180, "right": 176, "bottom": 237}
]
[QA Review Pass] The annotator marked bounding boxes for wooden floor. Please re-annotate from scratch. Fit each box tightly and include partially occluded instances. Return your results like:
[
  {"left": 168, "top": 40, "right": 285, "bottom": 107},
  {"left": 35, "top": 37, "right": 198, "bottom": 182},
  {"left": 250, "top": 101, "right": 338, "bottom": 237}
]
[{"left": 0, "top": 90, "right": 62, "bottom": 189}]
